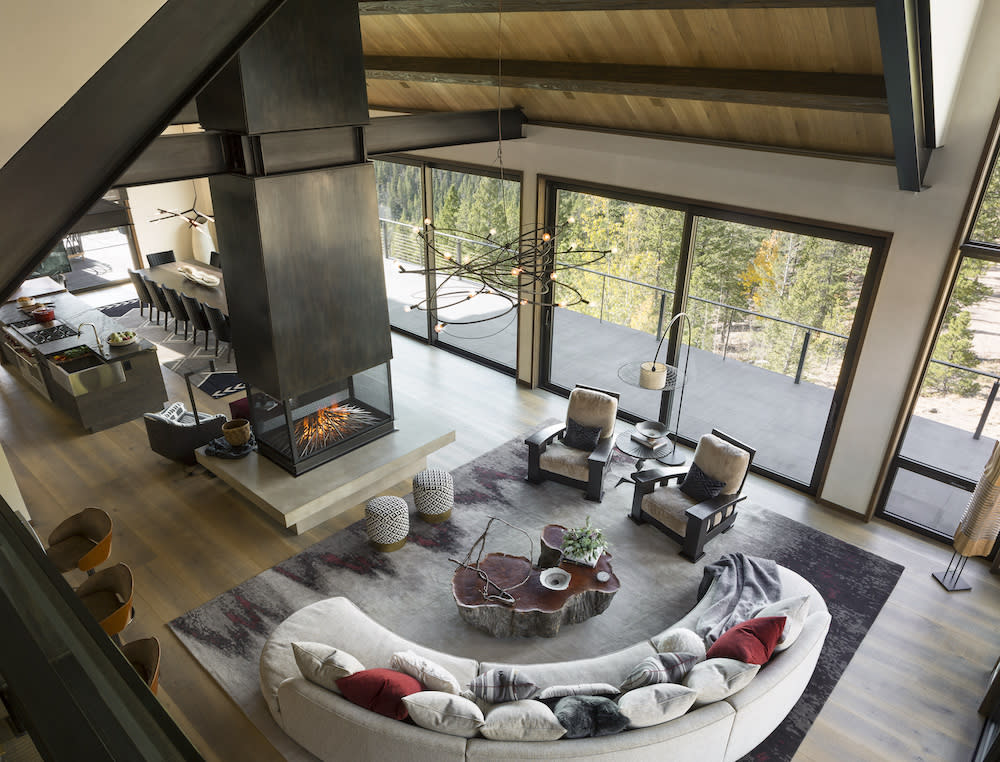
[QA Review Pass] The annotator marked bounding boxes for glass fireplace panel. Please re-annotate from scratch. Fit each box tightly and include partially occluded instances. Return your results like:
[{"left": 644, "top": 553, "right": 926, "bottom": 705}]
[{"left": 249, "top": 363, "right": 395, "bottom": 476}]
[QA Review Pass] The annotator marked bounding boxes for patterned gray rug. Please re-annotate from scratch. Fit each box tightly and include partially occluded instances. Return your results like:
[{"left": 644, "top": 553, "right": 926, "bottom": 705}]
[
  {"left": 169, "top": 434, "right": 903, "bottom": 761},
  {"left": 99, "top": 299, "right": 244, "bottom": 398}
]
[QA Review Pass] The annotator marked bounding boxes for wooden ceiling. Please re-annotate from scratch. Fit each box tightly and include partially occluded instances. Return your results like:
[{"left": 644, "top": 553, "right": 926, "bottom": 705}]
[{"left": 358, "top": 1, "right": 917, "bottom": 172}]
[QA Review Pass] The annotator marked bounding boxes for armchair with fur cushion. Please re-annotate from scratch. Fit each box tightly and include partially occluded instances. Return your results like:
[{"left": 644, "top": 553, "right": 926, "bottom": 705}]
[
  {"left": 630, "top": 429, "right": 755, "bottom": 561},
  {"left": 525, "top": 385, "right": 620, "bottom": 502}
]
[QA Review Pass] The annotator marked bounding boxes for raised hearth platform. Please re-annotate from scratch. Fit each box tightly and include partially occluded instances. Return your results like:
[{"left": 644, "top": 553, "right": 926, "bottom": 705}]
[{"left": 196, "top": 400, "right": 455, "bottom": 534}]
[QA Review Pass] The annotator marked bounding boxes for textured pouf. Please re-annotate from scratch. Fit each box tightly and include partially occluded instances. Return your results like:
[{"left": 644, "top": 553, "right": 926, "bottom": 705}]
[
  {"left": 412, "top": 468, "right": 454, "bottom": 524},
  {"left": 365, "top": 496, "right": 409, "bottom": 552}
]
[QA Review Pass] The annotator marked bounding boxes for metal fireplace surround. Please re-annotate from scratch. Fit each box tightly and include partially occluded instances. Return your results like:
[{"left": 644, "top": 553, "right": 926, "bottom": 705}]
[{"left": 248, "top": 363, "right": 394, "bottom": 476}]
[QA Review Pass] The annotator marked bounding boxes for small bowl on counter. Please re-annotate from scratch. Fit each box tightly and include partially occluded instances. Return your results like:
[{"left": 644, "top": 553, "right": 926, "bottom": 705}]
[{"left": 31, "top": 306, "right": 55, "bottom": 322}]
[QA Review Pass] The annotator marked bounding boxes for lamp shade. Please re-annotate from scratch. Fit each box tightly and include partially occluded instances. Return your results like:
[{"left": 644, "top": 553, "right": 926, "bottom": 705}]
[
  {"left": 953, "top": 441, "right": 1000, "bottom": 558},
  {"left": 618, "top": 360, "right": 680, "bottom": 391},
  {"left": 639, "top": 361, "right": 667, "bottom": 390}
]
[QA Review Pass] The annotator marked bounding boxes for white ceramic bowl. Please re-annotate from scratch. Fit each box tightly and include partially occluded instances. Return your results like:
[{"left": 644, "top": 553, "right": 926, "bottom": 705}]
[
  {"left": 539, "top": 567, "right": 571, "bottom": 591},
  {"left": 636, "top": 420, "right": 669, "bottom": 440}
]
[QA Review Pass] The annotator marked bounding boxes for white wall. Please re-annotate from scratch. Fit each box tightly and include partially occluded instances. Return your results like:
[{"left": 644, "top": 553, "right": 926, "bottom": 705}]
[
  {"left": 0, "top": 0, "right": 165, "bottom": 169},
  {"left": 127, "top": 175, "right": 216, "bottom": 265},
  {"left": 406, "top": 0, "right": 1000, "bottom": 514},
  {"left": 931, "top": 0, "right": 984, "bottom": 146}
]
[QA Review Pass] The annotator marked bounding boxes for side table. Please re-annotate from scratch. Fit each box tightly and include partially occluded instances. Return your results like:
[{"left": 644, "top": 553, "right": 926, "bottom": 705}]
[{"left": 614, "top": 430, "right": 675, "bottom": 486}]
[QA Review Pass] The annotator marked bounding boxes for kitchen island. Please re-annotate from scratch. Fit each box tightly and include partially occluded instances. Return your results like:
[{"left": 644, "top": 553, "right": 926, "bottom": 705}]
[{"left": 0, "top": 291, "right": 167, "bottom": 432}]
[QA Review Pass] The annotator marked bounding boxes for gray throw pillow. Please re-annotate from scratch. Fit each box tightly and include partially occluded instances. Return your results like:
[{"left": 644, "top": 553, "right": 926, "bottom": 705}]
[
  {"left": 469, "top": 668, "right": 538, "bottom": 704},
  {"left": 553, "top": 695, "right": 630, "bottom": 738},
  {"left": 564, "top": 417, "right": 602, "bottom": 451},
  {"left": 679, "top": 462, "right": 726, "bottom": 501},
  {"left": 619, "top": 652, "right": 699, "bottom": 692}
]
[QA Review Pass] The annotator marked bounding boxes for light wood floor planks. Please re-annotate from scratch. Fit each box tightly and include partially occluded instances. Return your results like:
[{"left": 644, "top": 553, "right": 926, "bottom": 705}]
[{"left": 2, "top": 314, "right": 998, "bottom": 761}]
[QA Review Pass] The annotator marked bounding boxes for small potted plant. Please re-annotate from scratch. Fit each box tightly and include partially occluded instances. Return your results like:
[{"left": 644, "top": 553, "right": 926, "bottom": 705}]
[{"left": 559, "top": 516, "right": 608, "bottom": 567}]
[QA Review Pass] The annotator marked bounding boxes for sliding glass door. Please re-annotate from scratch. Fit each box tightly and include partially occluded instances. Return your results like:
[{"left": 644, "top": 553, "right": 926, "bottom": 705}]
[{"left": 542, "top": 181, "right": 884, "bottom": 493}]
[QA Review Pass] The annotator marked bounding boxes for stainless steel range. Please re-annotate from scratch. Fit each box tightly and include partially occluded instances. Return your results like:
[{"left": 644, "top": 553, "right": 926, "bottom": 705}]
[{"left": 11, "top": 319, "right": 79, "bottom": 345}]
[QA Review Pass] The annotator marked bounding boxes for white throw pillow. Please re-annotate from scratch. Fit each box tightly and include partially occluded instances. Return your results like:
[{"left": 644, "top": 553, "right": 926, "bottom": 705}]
[
  {"left": 753, "top": 595, "right": 811, "bottom": 651},
  {"left": 536, "top": 683, "right": 620, "bottom": 700},
  {"left": 402, "top": 691, "right": 484, "bottom": 738},
  {"left": 390, "top": 650, "right": 462, "bottom": 694},
  {"left": 654, "top": 628, "right": 707, "bottom": 662},
  {"left": 617, "top": 683, "right": 698, "bottom": 728},
  {"left": 683, "top": 658, "right": 760, "bottom": 707},
  {"left": 480, "top": 700, "right": 567, "bottom": 741},
  {"left": 291, "top": 642, "right": 364, "bottom": 692}
]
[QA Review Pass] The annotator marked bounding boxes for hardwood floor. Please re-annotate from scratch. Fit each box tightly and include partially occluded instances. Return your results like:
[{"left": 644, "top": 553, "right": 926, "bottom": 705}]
[{"left": 2, "top": 318, "right": 998, "bottom": 761}]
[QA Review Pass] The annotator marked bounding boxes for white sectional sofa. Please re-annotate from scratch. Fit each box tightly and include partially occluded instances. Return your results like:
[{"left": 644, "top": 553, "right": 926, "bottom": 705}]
[{"left": 260, "top": 565, "right": 831, "bottom": 761}]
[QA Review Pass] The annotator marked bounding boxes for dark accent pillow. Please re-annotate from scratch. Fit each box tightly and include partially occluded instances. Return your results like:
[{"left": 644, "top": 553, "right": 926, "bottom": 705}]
[
  {"left": 336, "top": 668, "right": 423, "bottom": 719},
  {"left": 564, "top": 417, "right": 602, "bottom": 451},
  {"left": 706, "top": 616, "right": 787, "bottom": 665},
  {"left": 553, "top": 695, "right": 630, "bottom": 738},
  {"left": 679, "top": 462, "right": 726, "bottom": 501}
]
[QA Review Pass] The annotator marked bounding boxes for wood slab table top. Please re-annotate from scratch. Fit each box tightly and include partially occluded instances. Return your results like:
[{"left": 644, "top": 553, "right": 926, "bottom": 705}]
[
  {"left": 452, "top": 550, "right": 619, "bottom": 638},
  {"left": 136, "top": 261, "right": 228, "bottom": 315}
]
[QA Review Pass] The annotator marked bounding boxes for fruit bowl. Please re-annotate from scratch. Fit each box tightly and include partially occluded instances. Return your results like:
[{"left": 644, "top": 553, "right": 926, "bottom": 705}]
[{"left": 107, "top": 331, "right": 137, "bottom": 346}]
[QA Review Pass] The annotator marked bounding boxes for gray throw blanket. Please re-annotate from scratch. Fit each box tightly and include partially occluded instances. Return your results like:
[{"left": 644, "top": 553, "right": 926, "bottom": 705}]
[{"left": 694, "top": 553, "right": 782, "bottom": 645}]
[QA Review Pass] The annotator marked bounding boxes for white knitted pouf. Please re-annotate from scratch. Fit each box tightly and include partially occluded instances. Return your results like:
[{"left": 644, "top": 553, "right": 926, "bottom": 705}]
[
  {"left": 365, "top": 496, "right": 409, "bottom": 552},
  {"left": 412, "top": 468, "right": 454, "bottom": 524}
]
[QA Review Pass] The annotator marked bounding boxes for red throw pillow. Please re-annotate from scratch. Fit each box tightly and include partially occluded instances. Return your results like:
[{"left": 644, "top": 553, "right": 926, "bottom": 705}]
[
  {"left": 336, "top": 668, "right": 423, "bottom": 719},
  {"left": 706, "top": 616, "right": 787, "bottom": 665}
]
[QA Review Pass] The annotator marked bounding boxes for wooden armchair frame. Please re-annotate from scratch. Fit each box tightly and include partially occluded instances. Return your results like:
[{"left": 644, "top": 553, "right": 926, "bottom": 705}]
[
  {"left": 525, "top": 385, "right": 620, "bottom": 502},
  {"left": 629, "top": 429, "right": 756, "bottom": 561}
]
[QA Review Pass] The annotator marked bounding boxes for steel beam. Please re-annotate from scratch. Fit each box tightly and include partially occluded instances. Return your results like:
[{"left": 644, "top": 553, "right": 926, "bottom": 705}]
[{"left": 0, "top": 0, "right": 288, "bottom": 302}]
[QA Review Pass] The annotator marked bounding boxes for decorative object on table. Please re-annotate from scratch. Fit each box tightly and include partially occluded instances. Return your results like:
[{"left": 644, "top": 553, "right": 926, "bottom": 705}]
[
  {"left": 412, "top": 467, "right": 454, "bottom": 523},
  {"left": 934, "top": 441, "right": 1000, "bottom": 592},
  {"left": 107, "top": 330, "right": 137, "bottom": 347},
  {"left": 222, "top": 418, "right": 252, "bottom": 447},
  {"left": 613, "top": 429, "right": 676, "bottom": 488},
  {"left": 176, "top": 264, "right": 221, "bottom": 288},
  {"left": 364, "top": 495, "right": 410, "bottom": 552},
  {"left": 204, "top": 432, "right": 256, "bottom": 459},
  {"left": 559, "top": 515, "right": 608, "bottom": 567},
  {"left": 449, "top": 516, "right": 533, "bottom": 605},
  {"left": 525, "top": 385, "right": 620, "bottom": 502},
  {"left": 618, "top": 312, "right": 693, "bottom": 466},
  {"left": 539, "top": 567, "right": 571, "bottom": 591},
  {"left": 630, "top": 429, "right": 755, "bottom": 562}
]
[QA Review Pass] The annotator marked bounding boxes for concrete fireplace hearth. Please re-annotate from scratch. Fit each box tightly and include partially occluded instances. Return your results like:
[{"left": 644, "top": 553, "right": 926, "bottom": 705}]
[{"left": 196, "top": 399, "right": 454, "bottom": 535}]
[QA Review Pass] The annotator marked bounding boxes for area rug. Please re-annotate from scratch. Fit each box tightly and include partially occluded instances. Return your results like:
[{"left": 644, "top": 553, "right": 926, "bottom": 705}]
[
  {"left": 98, "top": 300, "right": 244, "bottom": 398},
  {"left": 169, "top": 435, "right": 903, "bottom": 762}
]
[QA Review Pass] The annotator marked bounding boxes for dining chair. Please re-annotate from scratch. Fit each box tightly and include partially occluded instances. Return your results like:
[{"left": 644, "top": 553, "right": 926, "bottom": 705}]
[
  {"left": 180, "top": 293, "right": 212, "bottom": 350},
  {"left": 209, "top": 250, "right": 222, "bottom": 269},
  {"left": 146, "top": 250, "right": 176, "bottom": 266},
  {"left": 203, "top": 304, "right": 233, "bottom": 362},
  {"left": 160, "top": 286, "right": 189, "bottom": 338},
  {"left": 128, "top": 270, "right": 153, "bottom": 318},
  {"left": 140, "top": 275, "right": 168, "bottom": 326}
]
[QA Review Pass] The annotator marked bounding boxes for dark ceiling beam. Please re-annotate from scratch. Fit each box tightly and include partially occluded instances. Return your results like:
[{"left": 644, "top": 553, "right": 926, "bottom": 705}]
[
  {"left": 359, "top": 0, "right": 875, "bottom": 14},
  {"left": 365, "top": 57, "right": 888, "bottom": 113},
  {"left": 875, "top": 0, "right": 929, "bottom": 191},
  {"left": 112, "top": 109, "right": 526, "bottom": 187},
  {"left": 169, "top": 99, "right": 200, "bottom": 126},
  {"left": 0, "top": 0, "right": 287, "bottom": 302}
]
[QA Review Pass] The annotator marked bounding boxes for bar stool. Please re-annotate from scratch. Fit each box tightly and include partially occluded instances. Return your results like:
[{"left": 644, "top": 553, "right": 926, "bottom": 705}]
[
  {"left": 120, "top": 637, "right": 161, "bottom": 694},
  {"left": 45, "top": 506, "right": 113, "bottom": 575},
  {"left": 74, "top": 562, "right": 135, "bottom": 644}
]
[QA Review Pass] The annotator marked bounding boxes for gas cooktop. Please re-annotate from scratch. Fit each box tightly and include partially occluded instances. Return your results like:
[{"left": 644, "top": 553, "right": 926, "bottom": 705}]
[{"left": 10, "top": 318, "right": 79, "bottom": 345}]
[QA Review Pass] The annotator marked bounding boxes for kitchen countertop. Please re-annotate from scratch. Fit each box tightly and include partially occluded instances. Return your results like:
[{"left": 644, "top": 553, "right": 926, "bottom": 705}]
[{"left": 0, "top": 291, "right": 155, "bottom": 361}]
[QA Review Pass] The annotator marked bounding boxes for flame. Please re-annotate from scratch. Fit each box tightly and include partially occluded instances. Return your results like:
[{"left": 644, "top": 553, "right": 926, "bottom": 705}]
[{"left": 294, "top": 402, "right": 378, "bottom": 457}]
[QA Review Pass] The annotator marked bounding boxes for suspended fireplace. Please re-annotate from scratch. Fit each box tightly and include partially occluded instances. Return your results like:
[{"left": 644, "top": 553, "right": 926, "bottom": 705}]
[{"left": 247, "top": 363, "right": 395, "bottom": 476}]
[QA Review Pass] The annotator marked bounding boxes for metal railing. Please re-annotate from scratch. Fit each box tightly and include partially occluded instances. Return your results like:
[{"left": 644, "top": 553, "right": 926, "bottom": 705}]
[{"left": 379, "top": 217, "right": 1000, "bottom": 439}]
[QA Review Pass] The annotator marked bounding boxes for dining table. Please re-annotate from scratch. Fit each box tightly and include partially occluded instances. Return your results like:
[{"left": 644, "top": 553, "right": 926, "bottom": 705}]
[{"left": 135, "top": 261, "right": 228, "bottom": 316}]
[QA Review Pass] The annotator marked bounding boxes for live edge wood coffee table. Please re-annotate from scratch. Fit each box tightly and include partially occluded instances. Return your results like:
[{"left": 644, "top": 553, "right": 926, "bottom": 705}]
[{"left": 452, "top": 525, "right": 620, "bottom": 638}]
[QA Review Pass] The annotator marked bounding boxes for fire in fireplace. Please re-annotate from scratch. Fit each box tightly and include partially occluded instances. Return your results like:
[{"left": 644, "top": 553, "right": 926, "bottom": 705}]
[{"left": 246, "top": 363, "right": 394, "bottom": 476}]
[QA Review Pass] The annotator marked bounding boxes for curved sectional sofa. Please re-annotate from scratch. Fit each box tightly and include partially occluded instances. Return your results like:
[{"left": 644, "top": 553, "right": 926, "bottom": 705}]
[{"left": 260, "top": 565, "right": 831, "bottom": 761}]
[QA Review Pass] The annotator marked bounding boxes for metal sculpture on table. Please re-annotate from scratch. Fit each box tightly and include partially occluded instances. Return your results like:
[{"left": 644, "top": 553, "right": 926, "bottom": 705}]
[
  {"left": 934, "top": 441, "right": 1000, "bottom": 591},
  {"left": 449, "top": 516, "right": 532, "bottom": 606}
]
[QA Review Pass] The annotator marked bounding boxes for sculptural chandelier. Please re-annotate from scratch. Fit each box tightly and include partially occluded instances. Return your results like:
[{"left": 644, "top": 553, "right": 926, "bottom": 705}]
[{"left": 397, "top": 220, "right": 610, "bottom": 333}]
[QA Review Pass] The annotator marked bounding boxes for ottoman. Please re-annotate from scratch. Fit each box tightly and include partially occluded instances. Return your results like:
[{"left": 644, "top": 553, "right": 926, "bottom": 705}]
[
  {"left": 412, "top": 468, "right": 454, "bottom": 523},
  {"left": 365, "top": 496, "right": 409, "bottom": 552}
]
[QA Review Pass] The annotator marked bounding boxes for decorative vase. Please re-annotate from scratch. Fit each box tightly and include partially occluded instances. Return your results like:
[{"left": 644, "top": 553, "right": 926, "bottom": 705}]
[
  {"left": 561, "top": 546, "right": 604, "bottom": 568},
  {"left": 191, "top": 224, "right": 215, "bottom": 265},
  {"left": 222, "top": 418, "right": 251, "bottom": 447}
]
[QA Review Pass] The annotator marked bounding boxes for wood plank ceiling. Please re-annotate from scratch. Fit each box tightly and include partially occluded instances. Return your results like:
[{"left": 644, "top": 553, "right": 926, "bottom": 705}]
[{"left": 359, "top": 4, "right": 893, "bottom": 161}]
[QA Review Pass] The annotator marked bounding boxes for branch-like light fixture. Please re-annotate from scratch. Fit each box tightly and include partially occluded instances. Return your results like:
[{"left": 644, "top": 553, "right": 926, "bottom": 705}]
[{"left": 398, "top": 220, "right": 610, "bottom": 334}]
